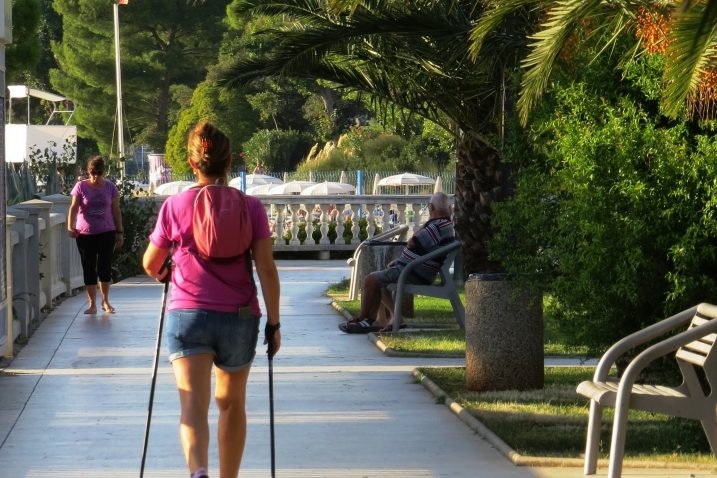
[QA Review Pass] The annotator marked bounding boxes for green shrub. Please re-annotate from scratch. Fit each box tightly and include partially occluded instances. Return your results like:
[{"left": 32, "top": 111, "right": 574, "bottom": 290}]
[
  {"left": 113, "top": 184, "right": 158, "bottom": 281},
  {"left": 243, "top": 129, "right": 314, "bottom": 172},
  {"left": 492, "top": 78, "right": 717, "bottom": 354}
]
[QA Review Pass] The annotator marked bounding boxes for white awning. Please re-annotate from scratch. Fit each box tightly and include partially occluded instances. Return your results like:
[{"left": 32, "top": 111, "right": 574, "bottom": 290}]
[{"left": 7, "top": 85, "right": 68, "bottom": 103}]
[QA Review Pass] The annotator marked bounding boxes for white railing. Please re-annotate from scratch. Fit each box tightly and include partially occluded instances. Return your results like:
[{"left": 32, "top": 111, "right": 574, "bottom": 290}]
[
  {"left": 3, "top": 195, "right": 84, "bottom": 350},
  {"left": 1, "top": 193, "right": 453, "bottom": 357},
  {"left": 147, "top": 193, "right": 449, "bottom": 254},
  {"left": 258, "top": 194, "right": 436, "bottom": 253}
]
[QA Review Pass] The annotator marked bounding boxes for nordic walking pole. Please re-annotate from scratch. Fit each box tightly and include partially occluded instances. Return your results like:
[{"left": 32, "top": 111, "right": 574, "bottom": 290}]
[
  {"left": 140, "top": 254, "right": 172, "bottom": 478},
  {"left": 266, "top": 323, "right": 280, "bottom": 478}
]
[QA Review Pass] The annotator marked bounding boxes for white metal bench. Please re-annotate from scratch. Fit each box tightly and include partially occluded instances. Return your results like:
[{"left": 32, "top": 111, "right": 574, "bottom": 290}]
[
  {"left": 576, "top": 303, "right": 717, "bottom": 478},
  {"left": 385, "top": 241, "right": 464, "bottom": 332}
]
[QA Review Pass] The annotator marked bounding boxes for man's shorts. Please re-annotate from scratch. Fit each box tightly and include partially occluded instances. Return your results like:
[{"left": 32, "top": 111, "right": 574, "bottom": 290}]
[
  {"left": 165, "top": 308, "right": 260, "bottom": 371},
  {"left": 370, "top": 266, "right": 431, "bottom": 287}
]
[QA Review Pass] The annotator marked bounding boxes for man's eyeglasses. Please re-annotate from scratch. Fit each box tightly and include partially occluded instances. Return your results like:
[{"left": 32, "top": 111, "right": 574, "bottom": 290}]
[{"left": 89, "top": 170, "right": 103, "bottom": 176}]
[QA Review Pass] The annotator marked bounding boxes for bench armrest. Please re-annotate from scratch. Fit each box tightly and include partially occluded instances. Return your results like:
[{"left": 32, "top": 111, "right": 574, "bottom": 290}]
[
  {"left": 612, "top": 314, "right": 717, "bottom": 405},
  {"left": 393, "top": 241, "right": 460, "bottom": 293},
  {"left": 591, "top": 305, "right": 698, "bottom": 382},
  {"left": 397, "top": 241, "right": 460, "bottom": 277}
]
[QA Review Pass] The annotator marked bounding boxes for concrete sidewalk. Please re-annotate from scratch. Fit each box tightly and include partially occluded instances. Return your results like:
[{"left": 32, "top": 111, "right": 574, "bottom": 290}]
[{"left": 0, "top": 260, "right": 714, "bottom": 477}]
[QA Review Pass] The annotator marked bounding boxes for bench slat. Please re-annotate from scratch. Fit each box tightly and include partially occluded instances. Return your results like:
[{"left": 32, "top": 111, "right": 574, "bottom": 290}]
[
  {"left": 682, "top": 340, "right": 712, "bottom": 356},
  {"left": 676, "top": 349, "right": 708, "bottom": 366}
]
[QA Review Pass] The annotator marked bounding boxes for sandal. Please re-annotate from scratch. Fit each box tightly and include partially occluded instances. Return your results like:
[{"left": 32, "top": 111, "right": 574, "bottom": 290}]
[{"left": 338, "top": 319, "right": 381, "bottom": 334}]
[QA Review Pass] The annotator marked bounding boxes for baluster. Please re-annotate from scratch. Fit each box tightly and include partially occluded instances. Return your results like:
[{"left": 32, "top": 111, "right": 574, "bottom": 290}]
[
  {"left": 265, "top": 204, "right": 277, "bottom": 242},
  {"left": 366, "top": 203, "right": 377, "bottom": 239},
  {"left": 276, "top": 203, "right": 286, "bottom": 245},
  {"left": 381, "top": 202, "right": 391, "bottom": 232},
  {"left": 397, "top": 203, "right": 408, "bottom": 227},
  {"left": 410, "top": 203, "right": 421, "bottom": 235},
  {"left": 318, "top": 203, "right": 330, "bottom": 245},
  {"left": 289, "top": 204, "right": 300, "bottom": 246},
  {"left": 336, "top": 203, "right": 346, "bottom": 244},
  {"left": 350, "top": 204, "right": 360, "bottom": 245}
]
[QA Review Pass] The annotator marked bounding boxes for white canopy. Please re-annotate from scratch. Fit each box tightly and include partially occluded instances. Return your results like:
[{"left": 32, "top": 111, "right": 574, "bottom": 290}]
[
  {"left": 434, "top": 176, "right": 443, "bottom": 193},
  {"left": 377, "top": 173, "right": 435, "bottom": 186},
  {"left": 269, "top": 181, "right": 317, "bottom": 195},
  {"left": 153, "top": 181, "right": 197, "bottom": 195},
  {"left": 8, "top": 85, "right": 68, "bottom": 102},
  {"left": 245, "top": 184, "right": 276, "bottom": 195},
  {"left": 300, "top": 181, "right": 355, "bottom": 196},
  {"left": 229, "top": 174, "right": 283, "bottom": 188},
  {"left": 7, "top": 85, "right": 75, "bottom": 126}
]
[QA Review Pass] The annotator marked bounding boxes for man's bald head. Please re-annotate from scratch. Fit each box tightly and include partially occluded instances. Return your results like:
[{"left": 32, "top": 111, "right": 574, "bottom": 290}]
[{"left": 429, "top": 192, "right": 451, "bottom": 217}]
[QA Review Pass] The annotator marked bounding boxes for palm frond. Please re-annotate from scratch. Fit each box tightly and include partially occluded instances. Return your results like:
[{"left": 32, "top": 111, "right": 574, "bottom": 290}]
[
  {"left": 469, "top": 0, "right": 546, "bottom": 60},
  {"left": 516, "top": 0, "right": 644, "bottom": 125},
  {"left": 678, "top": 0, "right": 717, "bottom": 50},
  {"left": 220, "top": 0, "right": 508, "bottom": 134},
  {"left": 517, "top": 1, "right": 601, "bottom": 124},
  {"left": 663, "top": 1, "right": 717, "bottom": 118},
  {"left": 232, "top": 0, "right": 328, "bottom": 18}
]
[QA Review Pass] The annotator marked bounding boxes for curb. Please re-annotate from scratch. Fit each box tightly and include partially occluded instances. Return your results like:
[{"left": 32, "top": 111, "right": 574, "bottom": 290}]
[
  {"left": 412, "top": 368, "right": 717, "bottom": 471},
  {"left": 330, "top": 301, "right": 354, "bottom": 322}
]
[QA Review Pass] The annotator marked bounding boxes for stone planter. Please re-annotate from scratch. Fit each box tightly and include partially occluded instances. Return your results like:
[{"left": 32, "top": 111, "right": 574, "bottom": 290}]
[{"left": 465, "top": 273, "right": 544, "bottom": 391}]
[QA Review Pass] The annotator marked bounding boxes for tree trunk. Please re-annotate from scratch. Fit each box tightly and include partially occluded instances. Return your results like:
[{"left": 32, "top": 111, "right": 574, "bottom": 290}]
[
  {"left": 454, "top": 132, "right": 544, "bottom": 391},
  {"left": 318, "top": 87, "right": 335, "bottom": 116},
  {"left": 453, "top": 133, "right": 503, "bottom": 277}
]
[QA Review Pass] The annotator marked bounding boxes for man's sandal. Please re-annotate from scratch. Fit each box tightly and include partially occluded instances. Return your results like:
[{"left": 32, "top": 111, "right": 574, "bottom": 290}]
[{"left": 338, "top": 319, "right": 381, "bottom": 334}]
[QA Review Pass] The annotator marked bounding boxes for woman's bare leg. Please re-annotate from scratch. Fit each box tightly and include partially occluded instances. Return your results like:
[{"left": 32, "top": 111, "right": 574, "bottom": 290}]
[
  {"left": 99, "top": 281, "right": 114, "bottom": 313},
  {"left": 172, "top": 354, "right": 214, "bottom": 475},
  {"left": 214, "top": 366, "right": 251, "bottom": 478},
  {"left": 84, "top": 285, "right": 97, "bottom": 314}
]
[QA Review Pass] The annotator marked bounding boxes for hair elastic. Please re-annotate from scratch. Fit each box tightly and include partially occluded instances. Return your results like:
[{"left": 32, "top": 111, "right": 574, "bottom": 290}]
[{"left": 201, "top": 137, "right": 211, "bottom": 156}]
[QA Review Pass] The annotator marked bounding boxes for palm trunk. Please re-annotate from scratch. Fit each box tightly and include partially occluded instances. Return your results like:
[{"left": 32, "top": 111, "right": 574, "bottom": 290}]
[
  {"left": 453, "top": 133, "right": 503, "bottom": 277},
  {"left": 454, "top": 132, "right": 544, "bottom": 392}
]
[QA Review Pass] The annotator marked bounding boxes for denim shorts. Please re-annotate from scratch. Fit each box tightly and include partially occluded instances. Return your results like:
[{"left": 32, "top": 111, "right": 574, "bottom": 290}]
[{"left": 165, "top": 308, "right": 260, "bottom": 371}]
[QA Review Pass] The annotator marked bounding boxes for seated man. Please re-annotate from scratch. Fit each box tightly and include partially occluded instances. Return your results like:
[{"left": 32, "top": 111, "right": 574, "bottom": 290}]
[{"left": 340, "top": 192, "right": 455, "bottom": 333}]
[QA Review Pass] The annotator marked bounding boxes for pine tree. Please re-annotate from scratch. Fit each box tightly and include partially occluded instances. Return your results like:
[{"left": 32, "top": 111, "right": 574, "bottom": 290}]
[{"left": 50, "top": 0, "right": 231, "bottom": 154}]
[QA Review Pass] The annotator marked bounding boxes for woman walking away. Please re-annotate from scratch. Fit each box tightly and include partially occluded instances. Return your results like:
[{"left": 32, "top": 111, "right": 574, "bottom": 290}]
[
  {"left": 143, "top": 121, "right": 281, "bottom": 478},
  {"left": 67, "top": 156, "right": 124, "bottom": 314}
]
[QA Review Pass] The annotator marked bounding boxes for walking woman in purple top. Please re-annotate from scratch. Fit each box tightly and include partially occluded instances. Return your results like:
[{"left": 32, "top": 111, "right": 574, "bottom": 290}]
[
  {"left": 67, "top": 156, "right": 124, "bottom": 314},
  {"left": 143, "top": 122, "right": 281, "bottom": 478}
]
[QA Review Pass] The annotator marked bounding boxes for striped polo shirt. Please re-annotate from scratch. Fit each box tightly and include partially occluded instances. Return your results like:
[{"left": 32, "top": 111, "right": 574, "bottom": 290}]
[{"left": 394, "top": 217, "right": 455, "bottom": 284}]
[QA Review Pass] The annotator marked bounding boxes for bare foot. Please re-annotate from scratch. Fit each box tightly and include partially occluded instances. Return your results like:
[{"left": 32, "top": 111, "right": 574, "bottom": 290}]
[
  {"left": 84, "top": 306, "right": 97, "bottom": 315},
  {"left": 102, "top": 303, "right": 115, "bottom": 314}
]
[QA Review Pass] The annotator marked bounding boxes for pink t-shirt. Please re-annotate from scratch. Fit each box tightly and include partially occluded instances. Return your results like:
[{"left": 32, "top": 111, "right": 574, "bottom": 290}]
[
  {"left": 70, "top": 180, "right": 120, "bottom": 235},
  {"left": 149, "top": 189, "right": 271, "bottom": 315}
]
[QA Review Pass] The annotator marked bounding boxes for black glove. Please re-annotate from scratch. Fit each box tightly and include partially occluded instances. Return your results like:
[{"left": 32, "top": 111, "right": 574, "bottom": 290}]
[
  {"left": 158, "top": 255, "right": 172, "bottom": 284},
  {"left": 265, "top": 322, "right": 280, "bottom": 358}
]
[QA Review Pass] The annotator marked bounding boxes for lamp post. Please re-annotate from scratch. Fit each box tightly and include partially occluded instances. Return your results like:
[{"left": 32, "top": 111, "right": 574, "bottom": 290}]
[{"left": 113, "top": 1, "right": 126, "bottom": 180}]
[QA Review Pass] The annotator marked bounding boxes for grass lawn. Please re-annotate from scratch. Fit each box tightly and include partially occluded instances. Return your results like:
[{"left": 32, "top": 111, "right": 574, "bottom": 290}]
[
  {"left": 419, "top": 366, "right": 715, "bottom": 463},
  {"left": 328, "top": 278, "right": 461, "bottom": 329},
  {"left": 328, "top": 279, "right": 590, "bottom": 357}
]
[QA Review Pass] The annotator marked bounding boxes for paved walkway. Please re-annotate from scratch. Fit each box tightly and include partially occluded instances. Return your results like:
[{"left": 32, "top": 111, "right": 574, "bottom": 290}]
[{"left": 0, "top": 260, "right": 714, "bottom": 477}]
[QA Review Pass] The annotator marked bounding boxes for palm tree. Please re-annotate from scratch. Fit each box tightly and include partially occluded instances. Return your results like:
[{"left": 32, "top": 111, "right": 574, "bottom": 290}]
[
  {"left": 220, "top": 0, "right": 533, "bottom": 277},
  {"left": 471, "top": 0, "right": 717, "bottom": 124}
]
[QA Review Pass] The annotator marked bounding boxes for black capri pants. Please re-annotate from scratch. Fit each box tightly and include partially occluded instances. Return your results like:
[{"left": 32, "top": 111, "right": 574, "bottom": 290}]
[{"left": 76, "top": 231, "right": 116, "bottom": 285}]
